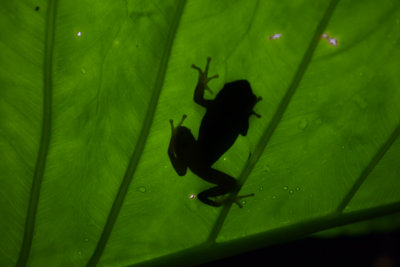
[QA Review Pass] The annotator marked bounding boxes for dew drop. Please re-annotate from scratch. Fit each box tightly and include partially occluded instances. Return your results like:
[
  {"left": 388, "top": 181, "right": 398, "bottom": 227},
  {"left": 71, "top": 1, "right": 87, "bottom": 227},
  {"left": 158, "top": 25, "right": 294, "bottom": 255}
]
[
  {"left": 283, "top": 186, "right": 288, "bottom": 191},
  {"left": 137, "top": 186, "right": 146, "bottom": 193},
  {"left": 77, "top": 31, "right": 82, "bottom": 37},
  {"left": 189, "top": 194, "right": 196, "bottom": 199},
  {"left": 264, "top": 165, "right": 271, "bottom": 173},
  {"left": 353, "top": 95, "right": 368, "bottom": 109},
  {"left": 289, "top": 190, "right": 294, "bottom": 194},
  {"left": 271, "top": 195, "right": 277, "bottom": 200},
  {"left": 295, "top": 187, "right": 300, "bottom": 191},
  {"left": 241, "top": 200, "right": 247, "bottom": 206},
  {"left": 298, "top": 119, "right": 308, "bottom": 130}
]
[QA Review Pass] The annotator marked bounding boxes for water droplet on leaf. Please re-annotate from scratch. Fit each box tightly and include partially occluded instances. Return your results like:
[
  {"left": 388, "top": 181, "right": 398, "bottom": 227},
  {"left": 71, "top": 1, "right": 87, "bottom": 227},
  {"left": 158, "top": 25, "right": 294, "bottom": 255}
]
[
  {"left": 264, "top": 165, "right": 271, "bottom": 173},
  {"left": 298, "top": 119, "right": 308, "bottom": 130},
  {"left": 137, "top": 186, "right": 146, "bottom": 193},
  {"left": 353, "top": 95, "right": 368, "bottom": 109}
]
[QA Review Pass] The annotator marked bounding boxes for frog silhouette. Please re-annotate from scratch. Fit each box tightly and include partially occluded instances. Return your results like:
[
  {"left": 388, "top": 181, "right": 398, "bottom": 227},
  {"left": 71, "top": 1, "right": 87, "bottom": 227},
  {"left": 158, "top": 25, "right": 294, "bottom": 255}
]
[{"left": 168, "top": 57, "right": 261, "bottom": 208}]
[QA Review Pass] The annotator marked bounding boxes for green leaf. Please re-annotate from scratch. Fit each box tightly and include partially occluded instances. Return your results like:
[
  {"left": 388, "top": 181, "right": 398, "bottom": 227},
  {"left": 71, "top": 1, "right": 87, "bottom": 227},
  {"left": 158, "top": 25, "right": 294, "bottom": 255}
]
[{"left": 1, "top": 0, "right": 399, "bottom": 266}]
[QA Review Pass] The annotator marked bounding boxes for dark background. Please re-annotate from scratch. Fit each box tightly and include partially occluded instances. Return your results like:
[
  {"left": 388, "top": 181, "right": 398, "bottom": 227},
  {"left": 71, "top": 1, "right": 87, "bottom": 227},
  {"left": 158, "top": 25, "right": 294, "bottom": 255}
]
[{"left": 200, "top": 230, "right": 400, "bottom": 267}]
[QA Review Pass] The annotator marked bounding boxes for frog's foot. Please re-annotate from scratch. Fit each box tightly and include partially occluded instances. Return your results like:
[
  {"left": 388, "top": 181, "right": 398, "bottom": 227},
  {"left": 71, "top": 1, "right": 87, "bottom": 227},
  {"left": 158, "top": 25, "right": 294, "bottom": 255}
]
[
  {"left": 191, "top": 57, "right": 219, "bottom": 94},
  {"left": 170, "top": 114, "right": 187, "bottom": 134},
  {"left": 233, "top": 193, "right": 255, "bottom": 208},
  {"left": 251, "top": 96, "right": 262, "bottom": 118},
  {"left": 252, "top": 111, "right": 261, "bottom": 118},
  {"left": 213, "top": 193, "right": 254, "bottom": 208}
]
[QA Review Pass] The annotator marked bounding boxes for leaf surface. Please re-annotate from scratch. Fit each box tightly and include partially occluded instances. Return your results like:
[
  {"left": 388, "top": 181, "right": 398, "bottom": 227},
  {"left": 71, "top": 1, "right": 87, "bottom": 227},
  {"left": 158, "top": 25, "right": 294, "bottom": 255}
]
[{"left": 0, "top": 0, "right": 399, "bottom": 266}]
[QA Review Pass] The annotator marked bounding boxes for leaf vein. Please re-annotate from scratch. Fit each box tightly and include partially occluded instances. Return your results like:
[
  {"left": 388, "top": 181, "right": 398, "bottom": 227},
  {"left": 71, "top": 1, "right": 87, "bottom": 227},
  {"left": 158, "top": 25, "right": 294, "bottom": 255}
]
[
  {"left": 16, "top": 0, "right": 57, "bottom": 266},
  {"left": 224, "top": 0, "right": 260, "bottom": 73},
  {"left": 86, "top": 1, "right": 187, "bottom": 266},
  {"left": 206, "top": 0, "right": 340, "bottom": 245},
  {"left": 336, "top": 121, "right": 400, "bottom": 212}
]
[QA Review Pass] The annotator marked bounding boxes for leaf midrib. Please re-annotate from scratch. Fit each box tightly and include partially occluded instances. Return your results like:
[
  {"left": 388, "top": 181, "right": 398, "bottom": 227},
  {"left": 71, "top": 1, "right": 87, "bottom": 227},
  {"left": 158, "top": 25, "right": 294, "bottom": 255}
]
[{"left": 132, "top": 200, "right": 400, "bottom": 267}]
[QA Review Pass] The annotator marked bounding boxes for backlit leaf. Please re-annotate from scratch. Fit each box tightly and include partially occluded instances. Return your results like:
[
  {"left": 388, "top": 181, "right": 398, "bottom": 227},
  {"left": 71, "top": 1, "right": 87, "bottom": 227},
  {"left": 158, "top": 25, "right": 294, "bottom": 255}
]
[{"left": 0, "top": 0, "right": 399, "bottom": 266}]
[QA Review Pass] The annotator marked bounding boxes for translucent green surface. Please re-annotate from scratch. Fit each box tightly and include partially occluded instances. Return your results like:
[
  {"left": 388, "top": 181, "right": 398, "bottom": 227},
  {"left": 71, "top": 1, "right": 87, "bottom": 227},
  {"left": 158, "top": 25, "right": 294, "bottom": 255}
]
[{"left": 0, "top": 0, "right": 399, "bottom": 266}]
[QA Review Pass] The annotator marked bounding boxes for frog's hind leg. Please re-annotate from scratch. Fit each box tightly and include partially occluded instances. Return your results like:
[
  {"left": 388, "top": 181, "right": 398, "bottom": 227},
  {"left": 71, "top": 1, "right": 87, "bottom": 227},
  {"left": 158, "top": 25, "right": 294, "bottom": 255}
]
[
  {"left": 197, "top": 186, "right": 232, "bottom": 207},
  {"left": 193, "top": 167, "right": 255, "bottom": 208},
  {"left": 197, "top": 185, "right": 254, "bottom": 208},
  {"left": 234, "top": 193, "right": 255, "bottom": 208},
  {"left": 195, "top": 168, "right": 236, "bottom": 207},
  {"left": 169, "top": 114, "right": 187, "bottom": 134}
]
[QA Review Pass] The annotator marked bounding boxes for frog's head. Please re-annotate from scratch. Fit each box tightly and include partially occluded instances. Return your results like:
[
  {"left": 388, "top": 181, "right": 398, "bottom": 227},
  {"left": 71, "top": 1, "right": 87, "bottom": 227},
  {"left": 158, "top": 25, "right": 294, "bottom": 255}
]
[{"left": 216, "top": 80, "right": 259, "bottom": 117}]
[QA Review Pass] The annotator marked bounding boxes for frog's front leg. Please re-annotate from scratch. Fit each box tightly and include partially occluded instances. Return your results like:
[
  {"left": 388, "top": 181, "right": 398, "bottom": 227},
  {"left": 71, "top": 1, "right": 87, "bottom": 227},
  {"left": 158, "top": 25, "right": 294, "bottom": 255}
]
[{"left": 191, "top": 57, "right": 219, "bottom": 108}]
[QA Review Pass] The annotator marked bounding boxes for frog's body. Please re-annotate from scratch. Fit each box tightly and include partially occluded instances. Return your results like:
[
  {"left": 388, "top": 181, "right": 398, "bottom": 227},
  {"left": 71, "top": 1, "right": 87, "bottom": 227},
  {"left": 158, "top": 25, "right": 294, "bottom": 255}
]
[
  {"left": 168, "top": 57, "right": 260, "bottom": 207},
  {"left": 199, "top": 80, "right": 257, "bottom": 166}
]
